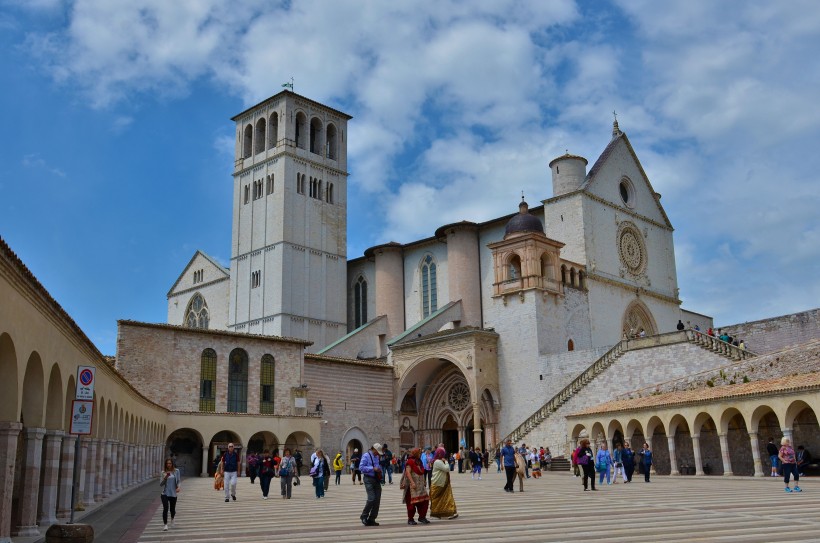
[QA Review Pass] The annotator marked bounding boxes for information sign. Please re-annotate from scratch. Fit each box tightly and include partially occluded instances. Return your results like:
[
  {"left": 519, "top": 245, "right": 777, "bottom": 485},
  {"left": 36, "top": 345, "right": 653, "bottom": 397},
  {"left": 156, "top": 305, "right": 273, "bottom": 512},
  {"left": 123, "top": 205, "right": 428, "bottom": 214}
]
[{"left": 70, "top": 400, "right": 94, "bottom": 435}]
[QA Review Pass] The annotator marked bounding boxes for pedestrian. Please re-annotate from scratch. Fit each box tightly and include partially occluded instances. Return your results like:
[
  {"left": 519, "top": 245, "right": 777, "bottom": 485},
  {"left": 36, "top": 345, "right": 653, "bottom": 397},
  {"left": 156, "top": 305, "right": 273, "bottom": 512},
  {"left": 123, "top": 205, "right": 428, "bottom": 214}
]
[
  {"left": 279, "top": 448, "right": 296, "bottom": 499},
  {"left": 220, "top": 443, "right": 240, "bottom": 502},
  {"left": 457, "top": 447, "right": 464, "bottom": 473},
  {"left": 247, "top": 452, "right": 259, "bottom": 484},
  {"left": 471, "top": 447, "right": 482, "bottom": 480},
  {"left": 494, "top": 448, "right": 501, "bottom": 472},
  {"left": 258, "top": 449, "right": 275, "bottom": 499},
  {"left": 422, "top": 446, "right": 433, "bottom": 486},
  {"left": 381, "top": 444, "right": 394, "bottom": 485},
  {"left": 676, "top": 319, "right": 685, "bottom": 330},
  {"left": 321, "top": 450, "right": 331, "bottom": 493},
  {"left": 213, "top": 456, "right": 224, "bottom": 491},
  {"left": 430, "top": 446, "right": 459, "bottom": 519},
  {"left": 612, "top": 443, "right": 625, "bottom": 483},
  {"left": 359, "top": 443, "right": 383, "bottom": 526},
  {"left": 543, "top": 447, "right": 552, "bottom": 471},
  {"left": 311, "top": 449, "right": 326, "bottom": 499},
  {"left": 402, "top": 448, "right": 430, "bottom": 525},
  {"left": 622, "top": 442, "right": 635, "bottom": 483},
  {"left": 294, "top": 449, "right": 303, "bottom": 478},
  {"left": 500, "top": 439, "right": 517, "bottom": 493},
  {"left": 779, "top": 437, "right": 802, "bottom": 492},
  {"left": 639, "top": 442, "right": 652, "bottom": 482},
  {"left": 530, "top": 447, "right": 541, "bottom": 479},
  {"left": 766, "top": 437, "right": 779, "bottom": 477},
  {"left": 514, "top": 449, "right": 526, "bottom": 492},
  {"left": 333, "top": 451, "right": 344, "bottom": 485},
  {"left": 159, "top": 457, "right": 180, "bottom": 531},
  {"left": 576, "top": 438, "right": 595, "bottom": 491},
  {"left": 596, "top": 442, "right": 614, "bottom": 485},
  {"left": 351, "top": 448, "right": 362, "bottom": 485},
  {"left": 571, "top": 446, "right": 580, "bottom": 477},
  {"left": 518, "top": 443, "right": 531, "bottom": 478}
]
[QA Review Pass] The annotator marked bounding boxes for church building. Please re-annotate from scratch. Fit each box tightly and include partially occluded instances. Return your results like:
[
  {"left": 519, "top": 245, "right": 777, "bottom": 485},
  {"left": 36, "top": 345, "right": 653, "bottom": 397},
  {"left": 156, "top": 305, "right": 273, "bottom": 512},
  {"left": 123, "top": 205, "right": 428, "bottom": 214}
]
[{"left": 156, "top": 90, "right": 710, "bottom": 456}]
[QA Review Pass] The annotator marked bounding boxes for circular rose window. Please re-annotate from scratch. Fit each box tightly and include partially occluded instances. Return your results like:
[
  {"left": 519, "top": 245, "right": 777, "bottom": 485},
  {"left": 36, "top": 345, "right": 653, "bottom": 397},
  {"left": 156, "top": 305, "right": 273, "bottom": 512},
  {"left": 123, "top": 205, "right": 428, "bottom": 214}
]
[
  {"left": 448, "top": 383, "right": 470, "bottom": 411},
  {"left": 617, "top": 223, "right": 647, "bottom": 275}
]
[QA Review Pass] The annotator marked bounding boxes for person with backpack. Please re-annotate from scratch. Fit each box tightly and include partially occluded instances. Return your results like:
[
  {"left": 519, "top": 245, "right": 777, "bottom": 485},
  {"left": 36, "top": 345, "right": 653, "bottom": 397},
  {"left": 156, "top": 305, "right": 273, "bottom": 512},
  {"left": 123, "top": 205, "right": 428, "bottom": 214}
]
[
  {"left": 310, "top": 449, "right": 326, "bottom": 498},
  {"left": 575, "top": 438, "right": 595, "bottom": 491},
  {"left": 279, "top": 448, "right": 296, "bottom": 499},
  {"left": 333, "top": 451, "right": 344, "bottom": 485},
  {"left": 380, "top": 444, "right": 394, "bottom": 485},
  {"left": 247, "top": 452, "right": 259, "bottom": 485}
]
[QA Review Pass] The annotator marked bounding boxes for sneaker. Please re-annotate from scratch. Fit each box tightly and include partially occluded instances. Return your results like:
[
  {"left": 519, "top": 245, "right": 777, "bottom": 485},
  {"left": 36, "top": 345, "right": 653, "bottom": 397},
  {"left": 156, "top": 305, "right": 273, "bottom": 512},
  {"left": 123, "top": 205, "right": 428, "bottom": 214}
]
[
  {"left": 171, "top": 520, "right": 175, "bottom": 528},
  {"left": 163, "top": 525, "right": 168, "bottom": 532},
  {"left": 263, "top": 496, "right": 267, "bottom": 500},
  {"left": 225, "top": 498, "right": 230, "bottom": 502},
  {"left": 408, "top": 519, "right": 418, "bottom": 525},
  {"left": 360, "top": 516, "right": 368, "bottom": 526},
  {"left": 232, "top": 494, "right": 237, "bottom": 501},
  {"left": 447, "top": 514, "right": 458, "bottom": 520},
  {"left": 794, "top": 486, "right": 802, "bottom": 492},
  {"left": 419, "top": 517, "right": 431, "bottom": 524},
  {"left": 785, "top": 487, "right": 793, "bottom": 493}
]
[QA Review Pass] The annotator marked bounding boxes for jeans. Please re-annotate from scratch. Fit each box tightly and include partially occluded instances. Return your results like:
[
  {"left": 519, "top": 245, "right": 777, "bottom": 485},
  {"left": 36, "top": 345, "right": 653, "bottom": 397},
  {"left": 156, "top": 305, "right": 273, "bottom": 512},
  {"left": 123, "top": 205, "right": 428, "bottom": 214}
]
[
  {"left": 598, "top": 466, "right": 611, "bottom": 484},
  {"left": 361, "top": 475, "right": 382, "bottom": 523},
  {"left": 381, "top": 463, "right": 392, "bottom": 483},
  {"left": 496, "top": 458, "right": 501, "bottom": 472},
  {"left": 783, "top": 463, "right": 799, "bottom": 485},
  {"left": 160, "top": 495, "right": 177, "bottom": 524},
  {"left": 280, "top": 474, "right": 293, "bottom": 498},
  {"left": 335, "top": 469, "right": 341, "bottom": 485},
  {"left": 643, "top": 463, "right": 651, "bottom": 482},
  {"left": 770, "top": 455, "right": 779, "bottom": 472},
  {"left": 223, "top": 471, "right": 237, "bottom": 499},
  {"left": 314, "top": 476, "right": 325, "bottom": 497}
]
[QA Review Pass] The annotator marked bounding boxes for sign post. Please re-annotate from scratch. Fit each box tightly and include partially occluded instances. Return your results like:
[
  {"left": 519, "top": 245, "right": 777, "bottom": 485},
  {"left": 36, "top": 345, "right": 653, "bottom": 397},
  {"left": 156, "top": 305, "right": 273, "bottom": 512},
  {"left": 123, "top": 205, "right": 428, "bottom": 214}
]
[{"left": 69, "top": 366, "right": 95, "bottom": 524}]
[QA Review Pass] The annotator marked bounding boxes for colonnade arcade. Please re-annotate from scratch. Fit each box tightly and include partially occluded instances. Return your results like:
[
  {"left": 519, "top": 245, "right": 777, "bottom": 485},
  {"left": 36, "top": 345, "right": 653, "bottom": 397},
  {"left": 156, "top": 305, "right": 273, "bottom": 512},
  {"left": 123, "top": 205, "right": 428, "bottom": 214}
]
[
  {"left": 567, "top": 391, "right": 820, "bottom": 477},
  {"left": 0, "top": 333, "right": 167, "bottom": 541},
  {"left": 166, "top": 426, "right": 317, "bottom": 477}
]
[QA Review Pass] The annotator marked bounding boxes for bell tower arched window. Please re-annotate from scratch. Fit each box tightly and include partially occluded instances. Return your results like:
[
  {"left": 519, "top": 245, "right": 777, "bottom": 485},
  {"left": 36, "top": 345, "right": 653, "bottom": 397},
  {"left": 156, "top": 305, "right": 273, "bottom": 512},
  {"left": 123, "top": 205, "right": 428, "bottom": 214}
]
[
  {"left": 421, "top": 255, "right": 438, "bottom": 318},
  {"left": 243, "top": 124, "right": 253, "bottom": 158}
]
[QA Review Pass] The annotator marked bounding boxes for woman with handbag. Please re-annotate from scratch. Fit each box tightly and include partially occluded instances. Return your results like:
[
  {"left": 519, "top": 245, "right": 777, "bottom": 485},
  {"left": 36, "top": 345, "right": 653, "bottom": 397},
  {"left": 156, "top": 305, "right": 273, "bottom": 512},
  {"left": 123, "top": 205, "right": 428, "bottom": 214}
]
[
  {"left": 160, "top": 458, "right": 181, "bottom": 532},
  {"left": 311, "top": 449, "right": 326, "bottom": 498},
  {"left": 430, "top": 447, "right": 458, "bottom": 519},
  {"left": 401, "top": 448, "right": 430, "bottom": 525},
  {"left": 576, "top": 438, "right": 595, "bottom": 491},
  {"left": 258, "top": 450, "right": 275, "bottom": 499}
]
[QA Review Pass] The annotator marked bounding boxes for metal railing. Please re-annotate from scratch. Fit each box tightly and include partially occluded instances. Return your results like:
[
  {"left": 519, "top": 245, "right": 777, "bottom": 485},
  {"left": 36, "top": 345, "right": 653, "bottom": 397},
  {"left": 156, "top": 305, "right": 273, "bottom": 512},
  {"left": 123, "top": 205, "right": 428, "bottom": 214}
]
[{"left": 686, "top": 329, "right": 756, "bottom": 360}]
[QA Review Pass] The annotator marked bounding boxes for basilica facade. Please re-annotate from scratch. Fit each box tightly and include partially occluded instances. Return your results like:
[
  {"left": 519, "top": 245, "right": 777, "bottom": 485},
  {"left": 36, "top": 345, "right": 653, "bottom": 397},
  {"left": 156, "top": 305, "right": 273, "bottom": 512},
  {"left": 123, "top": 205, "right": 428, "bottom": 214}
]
[{"left": 160, "top": 90, "right": 711, "bottom": 456}]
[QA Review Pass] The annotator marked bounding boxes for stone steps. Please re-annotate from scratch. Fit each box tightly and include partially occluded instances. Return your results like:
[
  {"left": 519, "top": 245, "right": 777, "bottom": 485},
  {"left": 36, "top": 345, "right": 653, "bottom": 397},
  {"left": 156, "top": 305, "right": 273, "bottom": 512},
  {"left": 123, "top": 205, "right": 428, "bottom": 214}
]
[{"left": 136, "top": 471, "right": 820, "bottom": 542}]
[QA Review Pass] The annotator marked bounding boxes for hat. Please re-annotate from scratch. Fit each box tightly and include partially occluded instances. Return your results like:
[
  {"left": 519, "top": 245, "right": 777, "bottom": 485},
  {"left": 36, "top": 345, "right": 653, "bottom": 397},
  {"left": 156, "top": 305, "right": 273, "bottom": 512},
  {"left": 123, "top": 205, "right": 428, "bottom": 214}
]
[{"left": 372, "top": 443, "right": 384, "bottom": 454}]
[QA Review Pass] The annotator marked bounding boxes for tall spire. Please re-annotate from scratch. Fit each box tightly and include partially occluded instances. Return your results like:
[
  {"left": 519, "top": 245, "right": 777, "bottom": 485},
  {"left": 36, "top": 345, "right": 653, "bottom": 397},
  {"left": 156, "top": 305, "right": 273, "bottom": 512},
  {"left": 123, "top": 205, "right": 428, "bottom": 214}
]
[{"left": 612, "top": 110, "right": 622, "bottom": 138}]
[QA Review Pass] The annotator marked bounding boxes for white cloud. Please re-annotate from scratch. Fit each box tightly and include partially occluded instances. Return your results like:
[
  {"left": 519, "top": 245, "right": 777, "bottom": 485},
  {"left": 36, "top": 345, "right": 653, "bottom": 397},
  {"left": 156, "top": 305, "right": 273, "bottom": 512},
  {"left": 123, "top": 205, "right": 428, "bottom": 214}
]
[{"left": 22, "top": 153, "right": 66, "bottom": 177}]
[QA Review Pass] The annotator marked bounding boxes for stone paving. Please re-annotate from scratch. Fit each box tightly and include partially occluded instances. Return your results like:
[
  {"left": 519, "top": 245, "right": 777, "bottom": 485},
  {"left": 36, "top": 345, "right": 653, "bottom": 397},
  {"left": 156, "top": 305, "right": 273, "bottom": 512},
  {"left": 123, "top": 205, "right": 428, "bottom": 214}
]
[{"left": 137, "top": 471, "right": 820, "bottom": 542}]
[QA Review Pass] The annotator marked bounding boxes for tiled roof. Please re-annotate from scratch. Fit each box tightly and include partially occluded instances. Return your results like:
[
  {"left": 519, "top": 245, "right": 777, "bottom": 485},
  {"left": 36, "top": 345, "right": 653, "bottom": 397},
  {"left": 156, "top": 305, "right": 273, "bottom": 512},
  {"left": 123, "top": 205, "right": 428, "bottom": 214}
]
[
  {"left": 118, "top": 320, "right": 313, "bottom": 346},
  {"left": 305, "top": 353, "right": 390, "bottom": 368},
  {"left": 569, "top": 371, "right": 820, "bottom": 417}
]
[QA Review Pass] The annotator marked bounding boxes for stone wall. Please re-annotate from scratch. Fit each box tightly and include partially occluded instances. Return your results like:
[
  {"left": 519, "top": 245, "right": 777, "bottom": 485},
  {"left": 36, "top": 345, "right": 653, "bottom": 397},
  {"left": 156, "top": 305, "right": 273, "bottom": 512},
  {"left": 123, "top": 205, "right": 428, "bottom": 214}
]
[
  {"left": 721, "top": 308, "right": 820, "bottom": 355},
  {"left": 303, "top": 357, "right": 395, "bottom": 454}
]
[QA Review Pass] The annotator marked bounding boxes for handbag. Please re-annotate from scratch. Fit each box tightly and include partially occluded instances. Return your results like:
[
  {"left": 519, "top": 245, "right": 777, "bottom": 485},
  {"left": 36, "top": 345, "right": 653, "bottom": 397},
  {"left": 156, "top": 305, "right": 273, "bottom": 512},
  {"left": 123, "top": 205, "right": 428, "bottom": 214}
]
[{"left": 309, "top": 465, "right": 319, "bottom": 477}]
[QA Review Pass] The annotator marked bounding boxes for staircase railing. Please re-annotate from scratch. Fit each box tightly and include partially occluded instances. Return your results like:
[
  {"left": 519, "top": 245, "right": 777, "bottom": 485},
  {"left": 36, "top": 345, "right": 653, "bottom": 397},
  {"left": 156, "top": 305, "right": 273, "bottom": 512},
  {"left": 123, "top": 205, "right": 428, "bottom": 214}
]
[
  {"left": 686, "top": 329, "right": 756, "bottom": 360},
  {"left": 503, "top": 339, "right": 630, "bottom": 444}
]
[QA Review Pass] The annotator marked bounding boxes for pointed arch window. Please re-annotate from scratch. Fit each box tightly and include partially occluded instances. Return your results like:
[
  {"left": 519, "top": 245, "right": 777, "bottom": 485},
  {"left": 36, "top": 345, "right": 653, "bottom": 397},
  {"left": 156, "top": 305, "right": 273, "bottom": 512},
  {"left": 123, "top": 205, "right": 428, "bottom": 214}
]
[
  {"left": 421, "top": 255, "right": 438, "bottom": 318},
  {"left": 268, "top": 112, "right": 279, "bottom": 149},
  {"left": 185, "top": 293, "right": 209, "bottom": 329},
  {"left": 260, "top": 354, "right": 275, "bottom": 414},
  {"left": 199, "top": 348, "right": 216, "bottom": 412},
  {"left": 354, "top": 276, "right": 368, "bottom": 328},
  {"left": 227, "top": 348, "right": 249, "bottom": 413},
  {"left": 243, "top": 124, "right": 253, "bottom": 158}
]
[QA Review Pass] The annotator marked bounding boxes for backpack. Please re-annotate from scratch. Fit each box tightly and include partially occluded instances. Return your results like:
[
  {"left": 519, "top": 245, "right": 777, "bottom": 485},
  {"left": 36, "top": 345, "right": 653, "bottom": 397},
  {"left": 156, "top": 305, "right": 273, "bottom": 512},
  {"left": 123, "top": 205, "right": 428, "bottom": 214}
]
[{"left": 279, "top": 458, "right": 291, "bottom": 477}]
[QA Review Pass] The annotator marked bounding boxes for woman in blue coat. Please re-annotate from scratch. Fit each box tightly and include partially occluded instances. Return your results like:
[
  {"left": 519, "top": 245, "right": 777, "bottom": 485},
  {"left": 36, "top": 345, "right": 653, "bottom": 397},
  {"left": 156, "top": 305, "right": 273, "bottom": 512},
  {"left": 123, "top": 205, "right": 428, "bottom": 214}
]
[
  {"left": 621, "top": 442, "right": 635, "bottom": 483},
  {"left": 595, "top": 442, "right": 614, "bottom": 485}
]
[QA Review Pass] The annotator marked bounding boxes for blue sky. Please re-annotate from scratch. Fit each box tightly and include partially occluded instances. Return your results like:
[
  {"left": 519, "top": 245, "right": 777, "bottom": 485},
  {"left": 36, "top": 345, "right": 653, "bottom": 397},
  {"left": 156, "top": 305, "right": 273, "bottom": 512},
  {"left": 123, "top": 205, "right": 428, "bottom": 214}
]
[{"left": 1, "top": 0, "right": 819, "bottom": 355}]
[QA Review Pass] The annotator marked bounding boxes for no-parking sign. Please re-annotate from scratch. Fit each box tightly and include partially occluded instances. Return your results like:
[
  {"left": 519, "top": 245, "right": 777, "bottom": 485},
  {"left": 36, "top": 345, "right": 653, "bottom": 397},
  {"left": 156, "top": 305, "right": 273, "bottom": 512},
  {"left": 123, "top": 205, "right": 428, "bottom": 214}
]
[{"left": 76, "top": 366, "right": 96, "bottom": 400}]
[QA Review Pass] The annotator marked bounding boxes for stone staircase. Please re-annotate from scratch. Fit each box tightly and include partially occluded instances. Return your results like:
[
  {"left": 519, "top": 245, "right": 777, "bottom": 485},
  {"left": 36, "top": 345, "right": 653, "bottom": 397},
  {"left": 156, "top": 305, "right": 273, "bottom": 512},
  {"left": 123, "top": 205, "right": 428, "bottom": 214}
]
[
  {"left": 548, "top": 456, "right": 570, "bottom": 472},
  {"left": 686, "top": 329, "right": 756, "bottom": 361},
  {"left": 503, "top": 330, "right": 756, "bottom": 447},
  {"left": 503, "top": 339, "right": 630, "bottom": 445}
]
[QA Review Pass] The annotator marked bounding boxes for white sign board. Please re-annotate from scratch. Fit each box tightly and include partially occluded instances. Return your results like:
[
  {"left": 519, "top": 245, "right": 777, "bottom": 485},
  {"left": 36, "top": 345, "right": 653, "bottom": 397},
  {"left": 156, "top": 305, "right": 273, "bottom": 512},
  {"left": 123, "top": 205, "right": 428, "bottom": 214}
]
[
  {"left": 294, "top": 397, "right": 307, "bottom": 408},
  {"left": 70, "top": 400, "right": 94, "bottom": 435},
  {"left": 76, "top": 366, "right": 96, "bottom": 400}
]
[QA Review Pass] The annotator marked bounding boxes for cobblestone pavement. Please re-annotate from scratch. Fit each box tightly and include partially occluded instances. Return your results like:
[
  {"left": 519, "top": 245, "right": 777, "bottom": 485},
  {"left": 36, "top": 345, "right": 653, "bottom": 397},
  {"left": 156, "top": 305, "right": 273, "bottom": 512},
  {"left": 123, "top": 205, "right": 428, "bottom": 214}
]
[{"left": 137, "top": 471, "right": 820, "bottom": 542}]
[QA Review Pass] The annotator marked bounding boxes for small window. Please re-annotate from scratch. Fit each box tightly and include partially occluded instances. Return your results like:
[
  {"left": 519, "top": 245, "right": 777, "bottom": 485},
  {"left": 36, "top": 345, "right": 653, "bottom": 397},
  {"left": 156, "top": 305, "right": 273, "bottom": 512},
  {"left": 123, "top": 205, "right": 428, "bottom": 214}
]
[
  {"left": 251, "top": 270, "right": 261, "bottom": 288},
  {"left": 244, "top": 185, "right": 250, "bottom": 204},
  {"left": 266, "top": 174, "right": 274, "bottom": 195},
  {"left": 567, "top": 339, "right": 575, "bottom": 351},
  {"left": 619, "top": 177, "right": 635, "bottom": 208}
]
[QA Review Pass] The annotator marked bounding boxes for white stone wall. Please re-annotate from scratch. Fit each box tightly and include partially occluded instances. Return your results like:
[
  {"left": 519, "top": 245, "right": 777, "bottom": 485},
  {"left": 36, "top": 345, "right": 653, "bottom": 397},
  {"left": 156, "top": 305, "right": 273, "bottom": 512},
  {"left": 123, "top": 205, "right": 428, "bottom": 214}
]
[
  {"left": 543, "top": 195, "right": 587, "bottom": 265},
  {"left": 167, "top": 253, "right": 230, "bottom": 329}
]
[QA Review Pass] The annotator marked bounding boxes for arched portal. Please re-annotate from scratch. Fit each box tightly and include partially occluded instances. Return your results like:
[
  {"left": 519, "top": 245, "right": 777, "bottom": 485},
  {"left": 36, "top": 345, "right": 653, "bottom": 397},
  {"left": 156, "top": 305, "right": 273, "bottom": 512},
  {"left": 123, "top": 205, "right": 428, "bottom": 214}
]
[
  {"left": 622, "top": 300, "right": 657, "bottom": 337},
  {"left": 248, "top": 431, "right": 280, "bottom": 455},
  {"left": 208, "top": 430, "right": 242, "bottom": 476},
  {"left": 166, "top": 428, "right": 204, "bottom": 478}
]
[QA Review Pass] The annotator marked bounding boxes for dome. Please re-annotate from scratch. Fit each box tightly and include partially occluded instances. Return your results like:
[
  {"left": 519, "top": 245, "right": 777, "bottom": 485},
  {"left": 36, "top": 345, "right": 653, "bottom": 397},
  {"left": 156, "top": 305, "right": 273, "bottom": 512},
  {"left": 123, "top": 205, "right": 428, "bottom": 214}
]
[{"left": 504, "top": 200, "right": 543, "bottom": 236}]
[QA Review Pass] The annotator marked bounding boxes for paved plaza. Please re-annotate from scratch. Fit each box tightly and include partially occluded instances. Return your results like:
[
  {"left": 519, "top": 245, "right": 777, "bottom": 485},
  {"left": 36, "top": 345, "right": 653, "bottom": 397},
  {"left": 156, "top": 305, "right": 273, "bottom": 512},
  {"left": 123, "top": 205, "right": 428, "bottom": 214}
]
[{"left": 129, "top": 471, "right": 820, "bottom": 542}]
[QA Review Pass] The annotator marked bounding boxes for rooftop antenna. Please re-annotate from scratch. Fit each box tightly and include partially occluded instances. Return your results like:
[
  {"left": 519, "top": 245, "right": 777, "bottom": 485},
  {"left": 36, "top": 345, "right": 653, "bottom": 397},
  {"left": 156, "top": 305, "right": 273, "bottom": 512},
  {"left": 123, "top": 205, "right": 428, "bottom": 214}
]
[{"left": 282, "top": 77, "right": 294, "bottom": 92}]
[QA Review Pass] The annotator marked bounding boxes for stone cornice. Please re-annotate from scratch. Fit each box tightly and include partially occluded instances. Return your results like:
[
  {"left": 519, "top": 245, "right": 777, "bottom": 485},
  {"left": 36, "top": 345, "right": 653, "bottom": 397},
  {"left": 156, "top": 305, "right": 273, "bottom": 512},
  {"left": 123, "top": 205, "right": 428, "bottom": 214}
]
[
  {"left": 169, "top": 276, "right": 230, "bottom": 298},
  {"left": 233, "top": 148, "right": 349, "bottom": 178},
  {"left": 391, "top": 327, "right": 499, "bottom": 353},
  {"left": 543, "top": 191, "right": 672, "bottom": 232},
  {"left": 586, "top": 271, "right": 681, "bottom": 305},
  {"left": 231, "top": 241, "right": 345, "bottom": 262}
]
